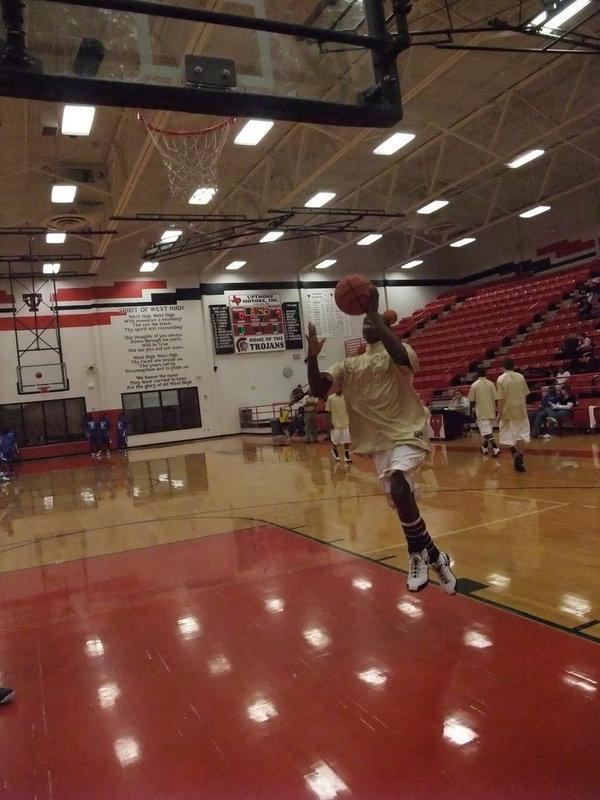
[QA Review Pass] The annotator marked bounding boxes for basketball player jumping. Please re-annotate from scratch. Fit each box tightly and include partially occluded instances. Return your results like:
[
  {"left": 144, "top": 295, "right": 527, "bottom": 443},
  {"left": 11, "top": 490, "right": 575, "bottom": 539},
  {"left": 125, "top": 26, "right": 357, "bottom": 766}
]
[{"left": 306, "top": 286, "right": 457, "bottom": 595}]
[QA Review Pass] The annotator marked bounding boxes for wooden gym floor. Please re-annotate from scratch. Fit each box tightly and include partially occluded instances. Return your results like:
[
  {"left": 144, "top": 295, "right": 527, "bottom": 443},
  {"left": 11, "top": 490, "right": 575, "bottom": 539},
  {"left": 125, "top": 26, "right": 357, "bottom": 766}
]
[{"left": 0, "top": 432, "right": 599, "bottom": 799}]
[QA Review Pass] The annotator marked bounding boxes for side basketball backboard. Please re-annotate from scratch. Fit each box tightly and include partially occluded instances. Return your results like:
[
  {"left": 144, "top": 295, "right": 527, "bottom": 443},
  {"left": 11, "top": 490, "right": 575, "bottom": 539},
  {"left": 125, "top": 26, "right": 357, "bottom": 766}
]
[{"left": 0, "top": 0, "right": 409, "bottom": 127}]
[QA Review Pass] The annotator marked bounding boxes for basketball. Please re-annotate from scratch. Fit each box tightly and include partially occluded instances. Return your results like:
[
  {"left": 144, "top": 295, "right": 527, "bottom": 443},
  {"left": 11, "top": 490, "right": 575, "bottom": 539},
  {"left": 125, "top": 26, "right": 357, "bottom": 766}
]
[
  {"left": 334, "top": 274, "right": 374, "bottom": 315},
  {"left": 35, "top": 371, "right": 42, "bottom": 379},
  {"left": 383, "top": 309, "right": 398, "bottom": 325}
]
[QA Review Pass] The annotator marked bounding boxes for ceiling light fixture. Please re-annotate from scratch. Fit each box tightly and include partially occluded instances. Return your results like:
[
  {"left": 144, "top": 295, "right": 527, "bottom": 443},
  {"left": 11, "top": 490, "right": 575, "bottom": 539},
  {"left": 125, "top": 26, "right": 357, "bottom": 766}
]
[
  {"left": 51, "top": 185, "right": 77, "bottom": 203},
  {"left": 373, "top": 132, "right": 415, "bottom": 155},
  {"left": 42, "top": 263, "right": 60, "bottom": 274},
  {"left": 315, "top": 259, "right": 336, "bottom": 269},
  {"left": 225, "top": 260, "right": 246, "bottom": 270},
  {"left": 450, "top": 237, "right": 476, "bottom": 248},
  {"left": 305, "top": 192, "right": 336, "bottom": 208},
  {"left": 417, "top": 200, "right": 448, "bottom": 215},
  {"left": 259, "top": 231, "right": 284, "bottom": 243},
  {"left": 357, "top": 233, "right": 382, "bottom": 246},
  {"left": 506, "top": 149, "right": 545, "bottom": 169},
  {"left": 234, "top": 119, "right": 274, "bottom": 146},
  {"left": 189, "top": 187, "right": 216, "bottom": 205},
  {"left": 45, "top": 231, "right": 66, "bottom": 244},
  {"left": 529, "top": 0, "right": 592, "bottom": 32},
  {"left": 61, "top": 105, "right": 96, "bottom": 136},
  {"left": 160, "top": 229, "right": 182, "bottom": 243},
  {"left": 401, "top": 260, "right": 423, "bottom": 269},
  {"left": 139, "top": 261, "right": 158, "bottom": 272},
  {"left": 519, "top": 205, "right": 551, "bottom": 218}
]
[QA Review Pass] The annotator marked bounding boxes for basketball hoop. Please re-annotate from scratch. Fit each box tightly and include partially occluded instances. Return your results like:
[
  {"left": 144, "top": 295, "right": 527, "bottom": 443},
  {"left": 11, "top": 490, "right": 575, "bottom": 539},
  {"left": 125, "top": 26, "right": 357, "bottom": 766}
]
[
  {"left": 37, "top": 385, "right": 50, "bottom": 393},
  {"left": 138, "top": 111, "right": 235, "bottom": 200}
]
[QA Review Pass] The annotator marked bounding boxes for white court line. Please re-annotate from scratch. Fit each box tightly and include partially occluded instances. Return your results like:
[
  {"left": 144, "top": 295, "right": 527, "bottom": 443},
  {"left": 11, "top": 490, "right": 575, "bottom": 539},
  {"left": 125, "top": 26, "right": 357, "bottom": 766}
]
[
  {"left": 433, "top": 502, "right": 570, "bottom": 540},
  {"left": 369, "top": 501, "right": 570, "bottom": 553}
]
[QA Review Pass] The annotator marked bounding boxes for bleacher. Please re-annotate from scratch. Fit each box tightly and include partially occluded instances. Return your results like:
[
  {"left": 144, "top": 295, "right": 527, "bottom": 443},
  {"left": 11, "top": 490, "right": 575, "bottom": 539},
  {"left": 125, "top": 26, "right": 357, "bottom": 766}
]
[{"left": 344, "top": 261, "right": 600, "bottom": 430}]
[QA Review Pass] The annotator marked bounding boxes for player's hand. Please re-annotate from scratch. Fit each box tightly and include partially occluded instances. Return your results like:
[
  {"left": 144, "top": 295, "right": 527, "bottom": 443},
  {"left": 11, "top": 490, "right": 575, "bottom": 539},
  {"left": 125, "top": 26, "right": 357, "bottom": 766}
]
[{"left": 306, "top": 322, "right": 326, "bottom": 358}]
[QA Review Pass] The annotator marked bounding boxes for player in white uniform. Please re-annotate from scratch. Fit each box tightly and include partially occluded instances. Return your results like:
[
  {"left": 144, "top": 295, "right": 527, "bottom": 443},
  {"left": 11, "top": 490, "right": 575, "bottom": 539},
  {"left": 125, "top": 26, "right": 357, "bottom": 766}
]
[{"left": 306, "top": 287, "right": 456, "bottom": 595}]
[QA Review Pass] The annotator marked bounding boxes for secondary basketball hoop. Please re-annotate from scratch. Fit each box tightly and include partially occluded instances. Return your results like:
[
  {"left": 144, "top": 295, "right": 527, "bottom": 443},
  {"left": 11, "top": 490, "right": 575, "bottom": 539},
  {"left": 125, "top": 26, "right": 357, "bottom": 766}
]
[{"left": 138, "top": 112, "right": 235, "bottom": 200}]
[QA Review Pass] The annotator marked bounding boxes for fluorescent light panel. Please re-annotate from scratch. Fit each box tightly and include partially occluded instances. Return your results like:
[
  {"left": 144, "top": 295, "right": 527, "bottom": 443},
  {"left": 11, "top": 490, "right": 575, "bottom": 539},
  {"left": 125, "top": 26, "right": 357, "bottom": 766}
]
[
  {"left": 417, "top": 200, "right": 448, "bottom": 215},
  {"left": 357, "top": 233, "right": 382, "bottom": 246},
  {"left": 139, "top": 261, "right": 158, "bottom": 272},
  {"left": 305, "top": 192, "right": 335, "bottom": 208},
  {"left": 373, "top": 132, "right": 415, "bottom": 155},
  {"left": 45, "top": 231, "right": 66, "bottom": 243},
  {"left": 519, "top": 205, "right": 551, "bottom": 218},
  {"left": 401, "top": 260, "right": 423, "bottom": 270},
  {"left": 225, "top": 260, "right": 246, "bottom": 270},
  {"left": 450, "top": 237, "right": 476, "bottom": 248},
  {"left": 160, "top": 229, "right": 182, "bottom": 243},
  {"left": 51, "top": 185, "right": 76, "bottom": 203},
  {"left": 543, "top": 0, "right": 591, "bottom": 31},
  {"left": 43, "top": 263, "right": 60, "bottom": 274},
  {"left": 188, "top": 187, "right": 216, "bottom": 205},
  {"left": 61, "top": 104, "right": 96, "bottom": 136},
  {"left": 260, "top": 231, "right": 284, "bottom": 243},
  {"left": 507, "top": 149, "right": 545, "bottom": 169},
  {"left": 315, "top": 259, "right": 336, "bottom": 269},
  {"left": 234, "top": 119, "right": 274, "bottom": 146}
]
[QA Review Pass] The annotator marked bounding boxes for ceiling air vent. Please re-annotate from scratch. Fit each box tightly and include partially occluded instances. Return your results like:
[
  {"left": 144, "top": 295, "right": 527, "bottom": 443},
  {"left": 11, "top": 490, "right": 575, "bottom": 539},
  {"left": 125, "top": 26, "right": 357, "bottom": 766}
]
[{"left": 44, "top": 214, "right": 91, "bottom": 231}]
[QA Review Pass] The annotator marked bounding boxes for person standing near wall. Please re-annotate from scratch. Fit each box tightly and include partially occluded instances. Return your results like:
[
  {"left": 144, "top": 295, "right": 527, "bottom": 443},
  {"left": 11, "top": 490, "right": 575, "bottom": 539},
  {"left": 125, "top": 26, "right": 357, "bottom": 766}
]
[
  {"left": 116, "top": 412, "right": 129, "bottom": 454},
  {"left": 303, "top": 392, "right": 319, "bottom": 443},
  {"left": 0, "top": 428, "right": 18, "bottom": 480},
  {"left": 84, "top": 413, "right": 99, "bottom": 458},
  {"left": 325, "top": 389, "right": 352, "bottom": 463},
  {"left": 98, "top": 413, "right": 112, "bottom": 457},
  {"left": 305, "top": 287, "right": 457, "bottom": 595},
  {"left": 497, "top": 357, "right": 530, "bottom": 473},
  {"left": 468, "top": 368, "right": 500, "bottom": 456}
]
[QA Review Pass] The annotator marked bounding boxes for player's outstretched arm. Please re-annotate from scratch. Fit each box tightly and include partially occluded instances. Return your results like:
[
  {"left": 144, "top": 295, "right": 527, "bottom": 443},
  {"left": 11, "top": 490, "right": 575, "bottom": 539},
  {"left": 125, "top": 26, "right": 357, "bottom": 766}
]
[
  {"left": 365, "top": 286, "right": 411, "bottom": 368},
  {"left": 305, "top": 322, "right": 333, "bottom": 398}
]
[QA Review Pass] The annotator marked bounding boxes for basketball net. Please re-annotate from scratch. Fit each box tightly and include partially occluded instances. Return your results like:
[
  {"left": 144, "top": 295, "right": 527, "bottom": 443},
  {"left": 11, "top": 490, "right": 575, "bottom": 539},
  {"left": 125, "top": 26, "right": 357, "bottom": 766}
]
[{"left": 138, "top": 112, "right": 235, "bottom": 199}]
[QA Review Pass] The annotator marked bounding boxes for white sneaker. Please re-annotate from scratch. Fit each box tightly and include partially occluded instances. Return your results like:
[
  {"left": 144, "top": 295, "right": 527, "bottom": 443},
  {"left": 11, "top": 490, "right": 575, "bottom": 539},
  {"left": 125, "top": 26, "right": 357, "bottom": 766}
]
[
  {"left": 407, "top": 549, "right": 429, "bottom": 592},
  {"left": 431, "top": 552, "right": 457, "bottom": 595},
  {"left": 481, "top": 444, "right": 488, "bottom": 455},
  {"left": 344, "top": 455, "right": 352, "bottom": 463},
  {"left": 492, "top": 447, "right": 500, "bottom": 457},
  {"left": 542, "top": 433, "right": 553, "bottom": 440},
  {"left": 331, "top": 449, "right": 340, "bottom": 462}
]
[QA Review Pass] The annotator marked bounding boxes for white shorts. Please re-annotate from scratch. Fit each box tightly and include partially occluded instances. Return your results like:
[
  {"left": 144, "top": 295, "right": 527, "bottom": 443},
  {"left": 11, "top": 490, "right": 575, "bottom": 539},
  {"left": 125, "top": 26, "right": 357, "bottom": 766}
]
[
  {"left": 373, "top": 445, "right": 427, "bottom": 498},
  {"left": 499, "top": 418, "right": 531, "bottom": 447},
  {"left": 477, "top": 418, "right": 494, "bottom": 437},
  {"left": 331, "top": 427, "right": 350, "bottom": 445}
]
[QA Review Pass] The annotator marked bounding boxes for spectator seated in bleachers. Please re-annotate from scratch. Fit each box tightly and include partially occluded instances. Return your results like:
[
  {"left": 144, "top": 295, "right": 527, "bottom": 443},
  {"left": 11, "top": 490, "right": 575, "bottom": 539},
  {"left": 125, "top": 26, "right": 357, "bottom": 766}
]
[
  {"left": 529, "top": 382, "right": 561, "bottom": 439},
  {"left": 545, "top": 385, "right": 577, "bottom": 437},
  {"left": 577, "top": 332, "right": 593, "bottom": 357},
  {"left": 290, "top": 384, "right": 305, "bottom": 404},
  {"left": 553, "top": 365, "right": 571, "bottom": 386},
  {"left": 560, "top": 330, "right": 581, "bottom": 360}
]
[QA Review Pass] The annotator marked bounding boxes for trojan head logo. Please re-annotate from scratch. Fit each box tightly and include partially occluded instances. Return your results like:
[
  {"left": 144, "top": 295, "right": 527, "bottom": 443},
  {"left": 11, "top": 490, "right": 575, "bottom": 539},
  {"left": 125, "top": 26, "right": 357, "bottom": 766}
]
[{"left": 22, "top": 293, "right": 43, "bottom": 311}]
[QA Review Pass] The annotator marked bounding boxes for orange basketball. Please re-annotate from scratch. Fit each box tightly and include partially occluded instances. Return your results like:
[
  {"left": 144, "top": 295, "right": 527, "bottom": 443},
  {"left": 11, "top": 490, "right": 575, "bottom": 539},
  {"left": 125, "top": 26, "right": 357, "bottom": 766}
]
[
  {"left": 334, "top": 274, "right": 374, "bottom": 315},
  {"left": 383, "top": 309, "right": 398, "bottom": 325}
]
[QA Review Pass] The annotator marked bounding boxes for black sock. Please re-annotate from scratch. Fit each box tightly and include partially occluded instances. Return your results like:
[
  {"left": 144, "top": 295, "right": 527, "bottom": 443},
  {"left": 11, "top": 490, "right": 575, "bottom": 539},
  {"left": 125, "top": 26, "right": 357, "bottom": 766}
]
[{"left": 401, "top": 516, "right": 440, "bottom": 562}]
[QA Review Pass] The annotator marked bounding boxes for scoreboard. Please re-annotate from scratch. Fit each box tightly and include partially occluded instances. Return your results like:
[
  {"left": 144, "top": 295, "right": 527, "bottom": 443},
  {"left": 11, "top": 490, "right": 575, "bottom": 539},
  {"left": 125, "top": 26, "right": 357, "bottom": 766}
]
[{"left": 231, "top": 304, "right": 283, "bottom": 336}]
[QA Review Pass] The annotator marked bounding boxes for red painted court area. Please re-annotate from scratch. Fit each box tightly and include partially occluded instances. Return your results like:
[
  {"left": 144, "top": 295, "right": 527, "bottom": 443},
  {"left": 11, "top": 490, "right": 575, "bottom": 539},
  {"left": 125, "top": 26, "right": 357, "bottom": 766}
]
[{"left": 0, "top": 525, "right": 598, "bottom": 799}]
